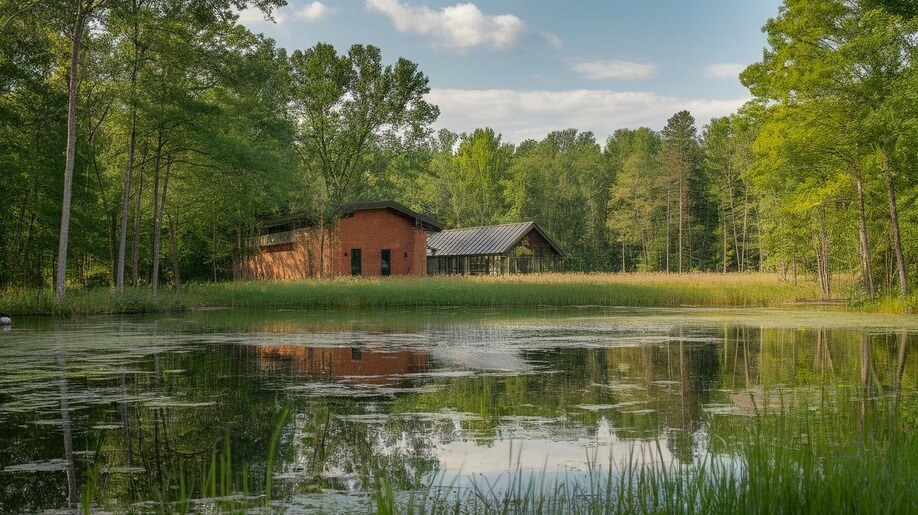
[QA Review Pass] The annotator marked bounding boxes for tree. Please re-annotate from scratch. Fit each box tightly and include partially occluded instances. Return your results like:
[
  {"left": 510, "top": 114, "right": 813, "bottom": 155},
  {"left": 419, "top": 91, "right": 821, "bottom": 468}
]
[
  {"left": 607, "top": 128, "right": 662, "bottom": 270},
  {"left": 742, "top": 0, "right": 916, "bottom": 296},
  {"left": 34, "top": 0, "right": 288, "bottom": 301},
  {"left": 289, "top": 43, "right": 438, "bottom": 219},
  {"left": 660, "top": 111, "right": 701, "bottom": 272},
  {"left": 703, "top": 114, "right": 759, "bottom": 272}
]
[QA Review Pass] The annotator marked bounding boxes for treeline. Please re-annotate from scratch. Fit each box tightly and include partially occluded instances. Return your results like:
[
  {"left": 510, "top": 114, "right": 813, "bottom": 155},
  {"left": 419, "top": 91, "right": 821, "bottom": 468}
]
[{"left": 0, "top": 0, "right": 914, "bottom": 301}]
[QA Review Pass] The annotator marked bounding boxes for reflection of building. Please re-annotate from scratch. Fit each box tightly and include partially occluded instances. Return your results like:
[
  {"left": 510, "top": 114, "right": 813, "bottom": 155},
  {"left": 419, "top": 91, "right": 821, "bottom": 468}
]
[{"left": 257, "top": 346, "right": 429, "bottom": 384}]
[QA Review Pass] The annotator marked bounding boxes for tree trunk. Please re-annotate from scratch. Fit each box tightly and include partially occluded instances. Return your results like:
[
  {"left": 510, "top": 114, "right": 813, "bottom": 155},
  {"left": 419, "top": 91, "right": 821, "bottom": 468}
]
[
  {"left": 678, "top": 174, "right": 684, "bottom": 273},
  {"left": 817, "top": 204, "right": 831, "bottom": 298},
  {"left": 741, "top": 186, "right": 750, "bottom": 272},
  {"left": 665, "top": 180, "right": 671, "bottom": 273},
  {"left": 151, "top": 154, "right": 171, "bottom": 295},
  {"left": 131, "top": 151, "right": 145, "bottom": 287},
  {"left": 116, "top": 112, "right": 137, "bottom": 291},
  {"left": 727, "top": 179, "right": 741, "bottom": 271},
  {"left": 116, "top": 35, "right": 143, "bottom": 291},
  {"left": 54, "top": 5, "right": 84, "bottom": 304},
  {"left": 149, "top": 136, "right": 163, "bottom": 291},
  {"left": 212, "top": 220, "right": 218, "bottom": 282},
  {"left": 854, "top": 172, "right": 876, "bottom": 298},
  {"left": 641, "top": 233, "right": 649, "bottom": 271},
  {"left": 880, "top": 146, "right": 908, "bottom": 296},
  {"left": 621, "top": 240, "right": 626, "bottom": 273},
  {"left": 168, "top": 211, "right": 181, "bottom": 292}
]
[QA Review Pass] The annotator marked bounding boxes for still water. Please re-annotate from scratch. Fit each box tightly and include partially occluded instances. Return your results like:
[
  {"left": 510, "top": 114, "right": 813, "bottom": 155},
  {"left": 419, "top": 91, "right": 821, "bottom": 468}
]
[{"left": 0, "top": 307, "right": 915, "bottom": 512}]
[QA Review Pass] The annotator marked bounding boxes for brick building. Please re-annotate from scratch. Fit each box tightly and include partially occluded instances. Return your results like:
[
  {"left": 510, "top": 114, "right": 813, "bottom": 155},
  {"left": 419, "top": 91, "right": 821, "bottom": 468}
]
[
  {"left": 242, "top": 201, "right": 442, "bottom": 280},
  {"left": 242, "top": 200, "right": 566, "bottom": 279}
]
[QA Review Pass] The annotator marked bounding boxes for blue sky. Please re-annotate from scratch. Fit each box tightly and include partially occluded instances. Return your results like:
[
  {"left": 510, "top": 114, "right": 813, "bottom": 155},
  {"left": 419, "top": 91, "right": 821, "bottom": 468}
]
[{"left": 238, "top": 0, "right": 782, "bottom": 142}]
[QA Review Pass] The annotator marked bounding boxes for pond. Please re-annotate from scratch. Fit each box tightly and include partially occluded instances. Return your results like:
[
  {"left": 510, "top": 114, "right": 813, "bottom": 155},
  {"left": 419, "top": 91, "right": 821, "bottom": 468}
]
[{"left": 0, "top": 307, "right": 915, "bottom": 513}]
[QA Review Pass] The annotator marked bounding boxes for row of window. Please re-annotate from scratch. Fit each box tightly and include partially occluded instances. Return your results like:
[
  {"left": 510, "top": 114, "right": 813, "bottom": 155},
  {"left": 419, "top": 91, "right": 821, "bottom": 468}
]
[{"left": 350, "top": 248, "right": 391, "bottom": 276}]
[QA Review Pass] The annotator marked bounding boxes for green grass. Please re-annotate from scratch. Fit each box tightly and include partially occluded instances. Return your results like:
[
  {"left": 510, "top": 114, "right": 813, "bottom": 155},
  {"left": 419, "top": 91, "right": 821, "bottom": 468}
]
[
  {"left": 853, "top": 293, "right": 918, "bottom": 315},
  {"left": 380, "top": 390, "right": 918, "bottom": 514},
  {"left": 1, "top": 272, "right": 910, "bottom": 317}
]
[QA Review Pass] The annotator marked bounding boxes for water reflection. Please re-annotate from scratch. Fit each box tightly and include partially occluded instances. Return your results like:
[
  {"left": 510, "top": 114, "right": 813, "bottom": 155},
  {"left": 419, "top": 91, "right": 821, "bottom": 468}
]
[
  {"left": 0, "top": 309, "right": 915, "bottom": 512},
  {"left": 256, "top": 346, "right": 429, "bottom": 384}
]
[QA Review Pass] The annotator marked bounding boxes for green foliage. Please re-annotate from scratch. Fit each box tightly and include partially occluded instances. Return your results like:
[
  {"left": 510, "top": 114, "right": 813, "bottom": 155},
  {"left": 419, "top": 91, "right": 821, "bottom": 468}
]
[
  {"left": 742, "top": 0, "right": 917, "bottom": 297},
  {"left": 289, "top": 42, "right": 438, "bottom": 217},
  {"left": 0, "top": 0, "right": 914, "bottom": 302}
]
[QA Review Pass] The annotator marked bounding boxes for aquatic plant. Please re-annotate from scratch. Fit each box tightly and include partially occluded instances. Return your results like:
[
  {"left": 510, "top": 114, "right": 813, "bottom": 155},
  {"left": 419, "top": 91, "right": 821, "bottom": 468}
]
[{"left": 377, "top": 390, "right": 917, "bottom": 514}]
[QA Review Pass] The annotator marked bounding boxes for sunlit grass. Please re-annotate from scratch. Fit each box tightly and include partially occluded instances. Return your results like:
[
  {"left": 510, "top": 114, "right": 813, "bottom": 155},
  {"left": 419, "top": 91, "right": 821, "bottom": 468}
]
[{"left": 1, "top": 272, "right": 910, "bottom": 316}]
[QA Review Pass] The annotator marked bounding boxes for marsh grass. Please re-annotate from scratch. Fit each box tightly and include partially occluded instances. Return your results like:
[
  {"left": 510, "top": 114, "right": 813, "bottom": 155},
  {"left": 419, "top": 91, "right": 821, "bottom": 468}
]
[
  {"left": 78, "top": 410, "right": 291, "bottom": 514},
  {"left": 1, "top": 273, "right": 848, "bottom": 317},
  {"left": 379, "top": 389, "right": 918, "bottom": 514},
  {"left": 73, "top": 389, "right": 915, "bottom": 514}
]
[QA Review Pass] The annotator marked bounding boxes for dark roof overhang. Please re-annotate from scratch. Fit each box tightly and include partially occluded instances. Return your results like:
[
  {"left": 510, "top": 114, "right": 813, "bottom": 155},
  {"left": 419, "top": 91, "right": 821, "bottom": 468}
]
[{"left": 340, "top": 200, "right": 443, "bottom": 232}]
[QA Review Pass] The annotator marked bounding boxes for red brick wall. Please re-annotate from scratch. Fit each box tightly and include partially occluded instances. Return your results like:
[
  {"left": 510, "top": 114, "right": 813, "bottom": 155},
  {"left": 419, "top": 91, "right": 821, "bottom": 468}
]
[
  {"left": 242, "top": 225, "right": 338, "bottom": 280},
  {"left": 334, "top": 208, "right": 429, "bottom": 277},
  {"left": 243, "top": 208, "right": 430, "bottom": 279}
]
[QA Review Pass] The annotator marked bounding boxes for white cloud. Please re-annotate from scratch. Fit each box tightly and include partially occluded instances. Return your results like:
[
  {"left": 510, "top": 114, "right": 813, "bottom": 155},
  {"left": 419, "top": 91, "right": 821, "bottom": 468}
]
[
  {"left": 365, "top": 0, "right": 529, "bottom": 52},
  {"left": 544, "top": 33, "right": 563, "bottom": 49},
  {"left": 568, "top": 59, "right": 657, "bottom": 80},
  {"left": 704, "top": 63, "right": 746, "bottom": 79},
  {"left": 235, "top": 6, "right": 286, "bottom": 24},
  {"left": 296, "top": 1, "right": 336, "bottom": 22},
  {"left": 426, "top": 88, "right": 748, "bottom": 143}
]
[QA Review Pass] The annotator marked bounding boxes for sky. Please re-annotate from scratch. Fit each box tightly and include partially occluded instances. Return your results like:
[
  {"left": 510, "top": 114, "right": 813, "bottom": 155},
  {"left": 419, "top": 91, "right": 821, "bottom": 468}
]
[{"left": 237, "top": 0, "right": 783, "bottom": 143}]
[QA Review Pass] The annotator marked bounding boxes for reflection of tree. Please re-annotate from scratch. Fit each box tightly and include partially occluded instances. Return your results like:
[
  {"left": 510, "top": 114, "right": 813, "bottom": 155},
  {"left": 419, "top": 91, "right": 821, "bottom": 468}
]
[
  {"left": 3, "top": 321, "right": 916, "bottom": 512},
  {"left": 57, "top": 355, "right": 78, "bottom": 510}
]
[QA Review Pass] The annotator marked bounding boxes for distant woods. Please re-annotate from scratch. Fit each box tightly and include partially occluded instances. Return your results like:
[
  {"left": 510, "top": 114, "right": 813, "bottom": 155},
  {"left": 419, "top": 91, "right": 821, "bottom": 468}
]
[{"left": 0, "top": 0, "right": 914, "bottom": 300}]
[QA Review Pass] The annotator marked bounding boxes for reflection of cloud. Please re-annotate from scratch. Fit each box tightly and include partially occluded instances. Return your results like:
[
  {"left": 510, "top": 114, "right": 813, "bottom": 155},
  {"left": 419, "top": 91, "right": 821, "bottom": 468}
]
[
  {"left": 427, "top": 88, "right": 748, "bottom": 143},
  {"left": 429, "top": 346, "right": 532, "bottom": 372},
  {"left": 436, "top": 433, "right": 675, "bottom": 484}
]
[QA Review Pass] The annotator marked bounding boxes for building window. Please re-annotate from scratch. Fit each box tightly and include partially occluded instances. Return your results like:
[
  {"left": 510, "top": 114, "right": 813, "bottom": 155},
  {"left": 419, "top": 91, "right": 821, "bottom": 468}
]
[
  {"left": 381, "top": 249, "right": 391, "bottom": 276},
  {"left": 351, "top": 248, "right": 362, "bottom": 275}
]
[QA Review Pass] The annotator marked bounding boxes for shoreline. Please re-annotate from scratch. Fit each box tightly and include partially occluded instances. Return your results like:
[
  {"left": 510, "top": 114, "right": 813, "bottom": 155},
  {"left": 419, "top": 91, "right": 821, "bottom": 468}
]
[{"left": 1, "top": 273, "right": 913, "bottom": 317}]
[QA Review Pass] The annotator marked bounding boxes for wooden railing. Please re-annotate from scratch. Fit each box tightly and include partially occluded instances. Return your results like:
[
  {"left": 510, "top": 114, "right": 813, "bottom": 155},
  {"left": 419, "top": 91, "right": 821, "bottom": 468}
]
[{"left": 251, "top": 229, "right": 302, "bottom": 248}]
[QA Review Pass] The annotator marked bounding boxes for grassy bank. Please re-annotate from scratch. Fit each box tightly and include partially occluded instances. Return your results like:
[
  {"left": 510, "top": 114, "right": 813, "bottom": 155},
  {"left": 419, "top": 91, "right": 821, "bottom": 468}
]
[{"left": 1, "top": 273, "right": 911, "bottom": 317}]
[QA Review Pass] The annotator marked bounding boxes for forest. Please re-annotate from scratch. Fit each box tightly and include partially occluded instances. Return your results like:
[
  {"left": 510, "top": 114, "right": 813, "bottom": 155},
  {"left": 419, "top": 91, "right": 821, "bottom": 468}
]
[{"left": 0, "top": 0, "right": 915, "bottom": 303}]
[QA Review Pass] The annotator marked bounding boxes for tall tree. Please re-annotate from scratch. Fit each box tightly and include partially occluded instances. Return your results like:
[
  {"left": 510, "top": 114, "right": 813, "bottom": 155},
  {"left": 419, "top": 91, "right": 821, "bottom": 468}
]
[
  {"left": 289, "top": 43, "right": 438, "bottom": 219},
  {"left": 742, "top": 0, "right": 916, "bottom": 296},
  {"left": 660, "top": 111, "right": 700, "bottom": 273},
  {"left": 607, "top": 128, "right": 663, "bottom": 270}
]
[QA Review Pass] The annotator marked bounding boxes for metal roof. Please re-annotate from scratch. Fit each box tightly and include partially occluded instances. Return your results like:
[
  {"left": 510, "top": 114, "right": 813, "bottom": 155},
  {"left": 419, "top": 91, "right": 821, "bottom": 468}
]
[
  {"left": 341, "top": 200, "right": 443, "bottom": 231},
  {"left": 426, "top": 221, "right": 565, "bottom": 257}
]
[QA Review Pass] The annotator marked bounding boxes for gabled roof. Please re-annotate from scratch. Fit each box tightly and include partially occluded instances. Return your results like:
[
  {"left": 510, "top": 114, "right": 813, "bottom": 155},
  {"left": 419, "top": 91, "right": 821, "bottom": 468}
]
[
  {"left": 426, "top": 221, "right": 565, "bottom": 258},
  {"left": 341, "top": 200, "right": 443, "bottom": 232}
]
